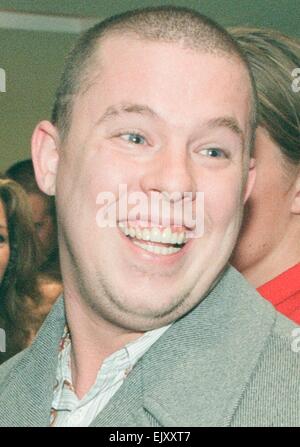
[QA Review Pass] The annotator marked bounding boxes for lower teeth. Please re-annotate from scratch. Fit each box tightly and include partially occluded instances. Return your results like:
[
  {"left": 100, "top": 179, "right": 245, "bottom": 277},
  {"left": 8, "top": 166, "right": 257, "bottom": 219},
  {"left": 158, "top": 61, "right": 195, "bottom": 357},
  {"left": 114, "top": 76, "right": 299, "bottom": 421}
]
[{"left": 132, "top": 240, "right": 181, "bottom": 255}]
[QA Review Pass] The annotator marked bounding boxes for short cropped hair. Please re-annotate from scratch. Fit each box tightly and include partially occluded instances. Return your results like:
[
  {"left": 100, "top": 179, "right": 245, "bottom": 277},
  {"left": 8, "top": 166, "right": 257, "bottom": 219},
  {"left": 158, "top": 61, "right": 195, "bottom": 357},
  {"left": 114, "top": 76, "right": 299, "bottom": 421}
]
[
  {"left": 51, "top": 6, "right": 257, "bottom": 148},
  {"left": 229, "top": 27, "right": 300, "bottom": 166}
]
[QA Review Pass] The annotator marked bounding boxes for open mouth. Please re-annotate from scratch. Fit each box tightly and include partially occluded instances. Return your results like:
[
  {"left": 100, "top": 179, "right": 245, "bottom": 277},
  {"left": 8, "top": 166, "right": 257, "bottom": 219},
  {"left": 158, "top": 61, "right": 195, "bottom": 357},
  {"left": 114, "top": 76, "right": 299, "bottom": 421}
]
[{"left": 118, "top": 223, "right": 188, "bottom": 256}]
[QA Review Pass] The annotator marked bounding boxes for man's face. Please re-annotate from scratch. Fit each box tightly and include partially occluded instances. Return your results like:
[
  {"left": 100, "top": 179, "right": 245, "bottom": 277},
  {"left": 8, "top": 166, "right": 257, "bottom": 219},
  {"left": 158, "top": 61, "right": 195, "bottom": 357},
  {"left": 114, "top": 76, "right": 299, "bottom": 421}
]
[
  {"left": 55, "top": 36, "right": 254, "bottom": 331},
  {"left": 0, "top": 200, "right": 10, "bottom": 283}
]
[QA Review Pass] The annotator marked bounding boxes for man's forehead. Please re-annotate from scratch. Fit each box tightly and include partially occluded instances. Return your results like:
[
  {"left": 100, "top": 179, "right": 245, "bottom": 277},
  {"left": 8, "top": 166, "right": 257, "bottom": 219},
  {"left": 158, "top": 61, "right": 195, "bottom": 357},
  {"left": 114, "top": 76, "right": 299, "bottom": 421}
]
[
  {"left": 87, "top": 33, "right": 251, "bottom": 96},
  {"left": 95, "top": 32, "right": 240, "bottom": 63},
  {"left": 72, "top": 33, "right": 254, "bottom": 147}
]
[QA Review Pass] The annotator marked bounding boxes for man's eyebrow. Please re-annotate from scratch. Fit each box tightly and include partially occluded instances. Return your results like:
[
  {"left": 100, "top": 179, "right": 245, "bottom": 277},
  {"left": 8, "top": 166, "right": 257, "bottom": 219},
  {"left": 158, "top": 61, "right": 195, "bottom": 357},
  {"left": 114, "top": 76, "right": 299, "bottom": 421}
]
[
  {"left": 97, "top": 103, "right": 159, "bottom": 125},
  {"left": 0, "top": 224, "right": 7, "bottom": 230},
  {"left": 206, "top": 116, "right": 244, "bottom": 142},
  {"left": 97, "top": 106, "right": 245, "bottom": 143}
]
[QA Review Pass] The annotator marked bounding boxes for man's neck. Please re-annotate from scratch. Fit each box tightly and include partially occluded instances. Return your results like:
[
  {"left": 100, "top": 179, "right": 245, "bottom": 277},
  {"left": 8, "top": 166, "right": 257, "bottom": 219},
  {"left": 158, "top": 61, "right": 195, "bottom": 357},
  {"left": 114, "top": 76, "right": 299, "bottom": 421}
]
[{"left": 64, "top": 294, "right": 143, "bottom": 399}]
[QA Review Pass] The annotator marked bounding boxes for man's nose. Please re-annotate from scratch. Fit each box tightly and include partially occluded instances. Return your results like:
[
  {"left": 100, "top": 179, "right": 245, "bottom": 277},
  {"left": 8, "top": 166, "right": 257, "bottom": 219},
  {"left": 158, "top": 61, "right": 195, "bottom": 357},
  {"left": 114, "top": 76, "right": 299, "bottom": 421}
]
[{"left": 140, "top": 145, "right": 197, "bottom": 200}]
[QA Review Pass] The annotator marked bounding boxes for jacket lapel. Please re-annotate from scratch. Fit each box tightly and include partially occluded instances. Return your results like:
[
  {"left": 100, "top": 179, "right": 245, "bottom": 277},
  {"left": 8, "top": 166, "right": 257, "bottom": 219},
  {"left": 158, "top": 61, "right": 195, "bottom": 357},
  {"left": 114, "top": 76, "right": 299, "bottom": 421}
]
[
  {"left": 90, "top": 267, "right": 276, "bottom": 427},
  {"left": 0, "top": 266, "right": 276, "bottom": 427},
  {"left": 89, "top": 360, "right": 145, "bottom": 427},
  {"left": 0, "top": 297, "right": 66, "bottom": 427},
  {"left": 137, "top": 266, "right": 276, "bottom": 426}
]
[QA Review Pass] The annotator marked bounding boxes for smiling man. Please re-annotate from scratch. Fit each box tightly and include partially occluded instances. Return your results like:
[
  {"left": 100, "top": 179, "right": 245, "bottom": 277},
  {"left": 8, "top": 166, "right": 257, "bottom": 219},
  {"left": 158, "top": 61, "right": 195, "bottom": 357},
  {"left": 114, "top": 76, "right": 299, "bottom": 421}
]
[{"left": 0, "top": 6, "right": 299, "bottom": 427}]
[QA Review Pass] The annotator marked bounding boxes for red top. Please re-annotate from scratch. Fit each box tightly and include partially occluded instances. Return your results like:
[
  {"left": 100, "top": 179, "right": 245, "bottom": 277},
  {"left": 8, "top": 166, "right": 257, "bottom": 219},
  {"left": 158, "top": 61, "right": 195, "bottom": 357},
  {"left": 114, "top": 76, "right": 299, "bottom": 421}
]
[{"left": 257, "top": 263, "right": 300, "bottom": 325}]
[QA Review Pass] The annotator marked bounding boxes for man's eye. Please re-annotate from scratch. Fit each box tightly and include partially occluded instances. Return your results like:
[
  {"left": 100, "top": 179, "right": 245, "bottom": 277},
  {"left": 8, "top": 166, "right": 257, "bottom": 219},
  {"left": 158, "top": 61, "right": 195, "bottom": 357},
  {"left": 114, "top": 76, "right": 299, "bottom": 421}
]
[
  {"left": 200, "top": 148, "right": 227, "bottom": 158},
  {"left": 121, "top": 133, "right": 146, "bottom": 145}
]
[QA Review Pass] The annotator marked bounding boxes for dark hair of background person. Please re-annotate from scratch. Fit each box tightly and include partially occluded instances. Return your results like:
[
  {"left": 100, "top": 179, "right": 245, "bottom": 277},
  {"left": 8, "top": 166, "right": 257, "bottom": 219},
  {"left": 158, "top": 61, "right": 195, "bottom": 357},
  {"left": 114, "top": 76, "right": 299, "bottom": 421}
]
[
  {"left": 0, "top": 176, "right": 45, "bottom": 364},
  {"left": 51, "top": 5, "right": 258, "bottom": 150},
  {"left": 6, "top": 158, "right": 55, "bottom": 212},
  {"left": 6, "top": 159, "right": 61, "bottom": 281},
  {"left": 230, "top": 27, "right": 300, "bottom": 167}
]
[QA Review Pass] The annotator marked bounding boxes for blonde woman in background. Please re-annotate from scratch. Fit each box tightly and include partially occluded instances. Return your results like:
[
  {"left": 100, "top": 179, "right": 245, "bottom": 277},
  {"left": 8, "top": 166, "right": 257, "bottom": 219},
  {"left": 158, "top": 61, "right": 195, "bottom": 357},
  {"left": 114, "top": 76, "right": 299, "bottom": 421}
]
[
  {"left": 230, "top": 28, "right": 300, "bottom": 324},
  {"left": 0, "top": 176, "right": 56, "bottom": 364},
  {"left": 6, "top": 159, "right": 62, "bottom": 304}
]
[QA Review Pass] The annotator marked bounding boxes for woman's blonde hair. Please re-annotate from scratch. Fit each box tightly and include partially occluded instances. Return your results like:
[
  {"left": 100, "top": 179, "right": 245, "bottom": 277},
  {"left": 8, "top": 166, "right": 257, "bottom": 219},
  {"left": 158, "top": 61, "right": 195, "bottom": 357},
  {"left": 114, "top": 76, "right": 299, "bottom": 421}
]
[
  {"left": 0, "top": 176, "right": 43, "bottom": 363},
  {"left": 229, "top": 27, "right": 300, "bottom": 165}
]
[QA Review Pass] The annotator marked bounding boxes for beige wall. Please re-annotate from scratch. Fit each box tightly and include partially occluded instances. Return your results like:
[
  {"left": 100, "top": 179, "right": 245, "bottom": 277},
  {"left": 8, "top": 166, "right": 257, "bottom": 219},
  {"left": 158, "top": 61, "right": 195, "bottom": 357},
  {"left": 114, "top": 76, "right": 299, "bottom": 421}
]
[
  {"left": 0, "top": 0, "right": 299, "bottom": 172},
  {"left": 0, "top": 0, "right": 300, "bottom": 37},
  {"left": 0, "top": 29, "right": 75, "bottom": 172}
]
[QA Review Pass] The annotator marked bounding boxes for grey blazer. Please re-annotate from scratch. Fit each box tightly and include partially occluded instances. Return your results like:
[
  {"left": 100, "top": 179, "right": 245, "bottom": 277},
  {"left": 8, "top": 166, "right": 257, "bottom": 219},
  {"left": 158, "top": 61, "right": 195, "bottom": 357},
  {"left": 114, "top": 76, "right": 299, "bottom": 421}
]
[{"left": 0, "top": 266, "right": 299, "bottom": 427}]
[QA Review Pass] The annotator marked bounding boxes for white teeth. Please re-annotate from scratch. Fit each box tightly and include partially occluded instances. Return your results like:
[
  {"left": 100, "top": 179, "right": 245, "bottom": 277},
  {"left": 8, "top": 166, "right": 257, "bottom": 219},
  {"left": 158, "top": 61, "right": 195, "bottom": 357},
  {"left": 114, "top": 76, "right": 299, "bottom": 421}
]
[
  {"left": 129, "top": 228, "right": 136, "bottom": 238},
  {"left": 150, "top": 227, "right": 161, "bottom": 243},
  {"left": 170, "top": 232, "right": 179, "bottom": 244},
  {"left": 135, "top": 228, "right": 142, "bottom": 240},
  {"left": 177, "top": 232, "right": 185, "bottom": 245},
  {"left": 161, "top": 227, "right": 172, "bottom": 243},
  {"left": 133, "top": 241, "right": 181, "bottom": 255},
  {"left": 118, "top": 223, "right": 187, "bottom": 246},
  {"left": 162, "top": 246, "right": 168, "bottom": 256},
  {"left": 154, "top": 245, "right": 160, "bottom": 255},
  {"left": 142, "top": 228, "right": 150, "bottom": 241}
]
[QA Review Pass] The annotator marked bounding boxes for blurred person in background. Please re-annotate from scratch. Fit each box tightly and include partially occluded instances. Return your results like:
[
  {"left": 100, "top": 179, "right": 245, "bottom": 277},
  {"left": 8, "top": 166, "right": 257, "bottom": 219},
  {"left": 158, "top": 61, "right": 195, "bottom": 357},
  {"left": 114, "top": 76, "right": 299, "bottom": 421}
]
[
  {"left": 0, "top": 176, "right": 54, "bottom": 364},
  {"left": 6, "top": 159, "right": 62, "bottom": 303},
  {"left": 230, "top": 28, "right": 300, "bottom": 324}
]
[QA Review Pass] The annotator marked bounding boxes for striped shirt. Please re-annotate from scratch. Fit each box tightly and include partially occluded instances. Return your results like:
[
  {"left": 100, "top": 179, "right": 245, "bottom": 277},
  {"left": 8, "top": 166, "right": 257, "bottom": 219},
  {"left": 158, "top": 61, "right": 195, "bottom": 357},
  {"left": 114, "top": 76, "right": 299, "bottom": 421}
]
[{"left": 50, "top": 323, "right": 171, "bottom": 427}]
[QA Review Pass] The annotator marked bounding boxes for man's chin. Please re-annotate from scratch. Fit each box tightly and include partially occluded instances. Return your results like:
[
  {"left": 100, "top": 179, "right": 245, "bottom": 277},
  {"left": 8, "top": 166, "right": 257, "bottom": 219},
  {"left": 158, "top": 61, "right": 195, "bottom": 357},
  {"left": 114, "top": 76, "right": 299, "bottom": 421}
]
[
  {"left": 106, "top": 289, "right": 191, "bottom": 327},
  {"left": 108, "top": 310, "right": 177, "bottom": 332}
]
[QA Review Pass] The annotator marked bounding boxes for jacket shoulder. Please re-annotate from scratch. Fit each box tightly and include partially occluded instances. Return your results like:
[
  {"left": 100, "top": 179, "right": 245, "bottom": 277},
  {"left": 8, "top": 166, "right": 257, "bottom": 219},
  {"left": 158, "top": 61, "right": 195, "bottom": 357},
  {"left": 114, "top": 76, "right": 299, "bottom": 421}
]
[
  {"left": 0, "top": 349, "right": 28, "bottom": 387},
  {"left": 231, "top": 312, "right": 300, "bottom": 427}
]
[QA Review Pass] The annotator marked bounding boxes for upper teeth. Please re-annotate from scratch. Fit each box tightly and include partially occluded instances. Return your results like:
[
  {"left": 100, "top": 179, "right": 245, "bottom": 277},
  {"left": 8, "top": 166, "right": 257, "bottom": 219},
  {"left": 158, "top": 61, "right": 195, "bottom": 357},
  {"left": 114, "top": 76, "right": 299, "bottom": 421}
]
[{"left": 118, "top": 224, "right": 187, "bottom": 245}]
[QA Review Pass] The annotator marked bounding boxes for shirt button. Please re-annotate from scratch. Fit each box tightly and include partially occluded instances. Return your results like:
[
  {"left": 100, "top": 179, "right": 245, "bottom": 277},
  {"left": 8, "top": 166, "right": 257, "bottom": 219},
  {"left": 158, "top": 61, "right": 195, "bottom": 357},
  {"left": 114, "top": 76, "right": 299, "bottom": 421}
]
[{"left": 124, "top": 367, "right": 132, "bottom": 377}]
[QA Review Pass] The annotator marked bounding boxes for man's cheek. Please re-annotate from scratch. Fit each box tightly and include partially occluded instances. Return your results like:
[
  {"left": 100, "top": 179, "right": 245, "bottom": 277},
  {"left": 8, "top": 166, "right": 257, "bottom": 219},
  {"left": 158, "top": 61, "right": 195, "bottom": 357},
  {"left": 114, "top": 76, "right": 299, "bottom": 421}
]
[{"left": 205, "top": 186, "right": 241, "bottom": 229}]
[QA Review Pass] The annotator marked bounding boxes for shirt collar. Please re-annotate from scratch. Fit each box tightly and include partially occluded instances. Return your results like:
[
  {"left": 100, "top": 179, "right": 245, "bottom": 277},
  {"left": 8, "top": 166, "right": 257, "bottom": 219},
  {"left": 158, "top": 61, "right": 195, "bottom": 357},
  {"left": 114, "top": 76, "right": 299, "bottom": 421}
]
[{"left": 52, "top": 322, "right": 171, "bottom": 410}]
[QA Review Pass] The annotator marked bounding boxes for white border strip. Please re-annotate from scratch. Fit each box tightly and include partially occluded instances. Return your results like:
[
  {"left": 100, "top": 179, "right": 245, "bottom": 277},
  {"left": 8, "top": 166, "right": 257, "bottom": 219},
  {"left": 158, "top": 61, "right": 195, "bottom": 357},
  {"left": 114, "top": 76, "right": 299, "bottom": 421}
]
[{"left": 0, "top": 11, "right": 100, "bottom": 33}]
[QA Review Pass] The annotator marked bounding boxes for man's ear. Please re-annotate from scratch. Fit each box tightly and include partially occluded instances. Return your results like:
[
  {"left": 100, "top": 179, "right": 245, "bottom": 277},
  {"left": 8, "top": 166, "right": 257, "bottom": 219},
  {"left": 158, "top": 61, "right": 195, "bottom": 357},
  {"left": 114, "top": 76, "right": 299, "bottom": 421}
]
[
  {"left": 31, "top": 120, "right": 60, "bottom": 196},
  {"left": 291, "top": 170, "right": 300, "bottom": 215},
  {"left": 243, "top": 157, "right": 256, "bottom": 204}
]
